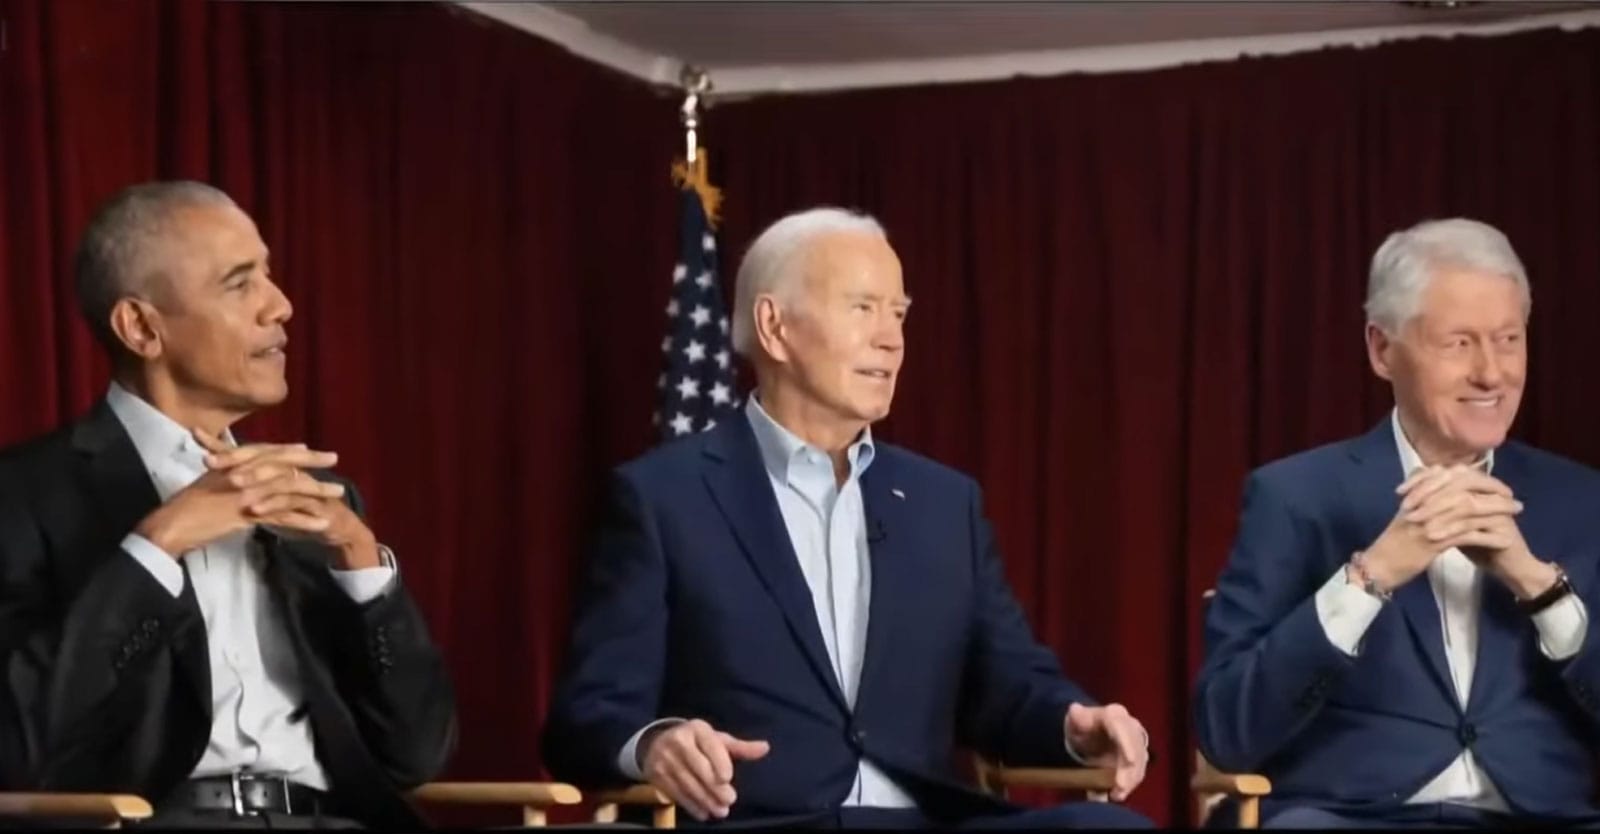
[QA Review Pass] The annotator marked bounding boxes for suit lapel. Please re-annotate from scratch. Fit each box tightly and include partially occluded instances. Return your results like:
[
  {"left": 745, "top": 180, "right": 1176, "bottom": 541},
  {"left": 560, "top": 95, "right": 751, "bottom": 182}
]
[
  {"left": 1341, "top": 418, "right": 1458, "bottom": 705},
  {"left": 855, "top": 457, "right": 910, "bottom": 699},
  {"left": 71, "top": 400, "right": 212, "bottom": 714},
  {"left": 701, "top": 420, "right": 849, "bottom": 712}
]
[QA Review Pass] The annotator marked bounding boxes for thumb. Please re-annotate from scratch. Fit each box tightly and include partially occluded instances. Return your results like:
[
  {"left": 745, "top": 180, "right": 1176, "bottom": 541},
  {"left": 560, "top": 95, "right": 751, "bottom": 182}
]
[{"left": 719, "top": 734, "right": 771, "bottom": 760}]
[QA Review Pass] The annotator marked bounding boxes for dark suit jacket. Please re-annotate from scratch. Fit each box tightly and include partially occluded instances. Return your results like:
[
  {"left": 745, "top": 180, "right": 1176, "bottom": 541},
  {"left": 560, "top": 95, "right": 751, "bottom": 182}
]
[
  {"left": 1195, "top": 418, "right": 1600, "bottom": 822},
  {"left": 541, "top": 417, "right": 1094, "bottom": 824},
  {"left": 0, "top": 400, "right": 457, "bottom": 828}
]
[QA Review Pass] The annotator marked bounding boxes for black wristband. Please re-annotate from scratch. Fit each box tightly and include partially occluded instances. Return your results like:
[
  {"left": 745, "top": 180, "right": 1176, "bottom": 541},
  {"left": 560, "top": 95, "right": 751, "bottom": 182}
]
[{"left": 1518, "top": 569, "right": 1576, "bottom": 616}]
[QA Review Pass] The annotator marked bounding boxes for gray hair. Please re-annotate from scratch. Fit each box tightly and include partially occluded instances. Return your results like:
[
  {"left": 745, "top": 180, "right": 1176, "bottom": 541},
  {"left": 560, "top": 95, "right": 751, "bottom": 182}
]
[
  {"left": 1365, "top": 217, "right": 1531, "bottom": 334},
  {"left": 731, "top": 207, "right": 887, "bottom": 357},
  {"left": 73, "top": 180, "right": 236, "bottom": 351}
]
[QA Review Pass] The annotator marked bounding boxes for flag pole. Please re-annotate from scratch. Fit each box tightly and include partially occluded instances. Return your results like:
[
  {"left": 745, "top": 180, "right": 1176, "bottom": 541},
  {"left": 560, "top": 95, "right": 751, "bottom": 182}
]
[
  {"left": 679, "top": 64, "right": 711, "bottom": 164},
  {"left": 673, "top": 65, "right": 722, "bottom": 226}
]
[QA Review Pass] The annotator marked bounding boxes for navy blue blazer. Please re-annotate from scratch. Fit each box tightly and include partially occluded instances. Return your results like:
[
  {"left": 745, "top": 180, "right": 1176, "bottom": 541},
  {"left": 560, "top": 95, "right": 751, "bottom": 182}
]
[
  {"left": 542, "top": 417, "right": 1093, "bottom": 823},
  {"left": 1195, "top": 418, "right": 1600, "bottom": 821}
]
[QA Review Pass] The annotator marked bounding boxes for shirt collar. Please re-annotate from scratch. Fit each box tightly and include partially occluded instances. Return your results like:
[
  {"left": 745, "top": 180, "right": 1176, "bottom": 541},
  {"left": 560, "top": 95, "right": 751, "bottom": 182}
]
[
  {"left": 105, "top": 381, "right": 235, "bottom": 472},
  {"left": 1390, "top": 407, "right": 1494, "bottom": 478},
  {"left": 744, "top": 392, "right": 876, "bottom": 486}
]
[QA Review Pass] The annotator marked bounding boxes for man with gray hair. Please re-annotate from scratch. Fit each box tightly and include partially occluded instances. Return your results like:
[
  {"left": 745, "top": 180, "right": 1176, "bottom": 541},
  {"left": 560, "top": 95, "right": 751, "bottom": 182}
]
[
  {"left": 1196, "top": 218, "right": 1600, "bottom": 828},
  {"left": 0, "top": 181, "right": 456, "bottom": 828},
  {"left": 544, "top": 207, "right": 1153, "bottom": 828}
]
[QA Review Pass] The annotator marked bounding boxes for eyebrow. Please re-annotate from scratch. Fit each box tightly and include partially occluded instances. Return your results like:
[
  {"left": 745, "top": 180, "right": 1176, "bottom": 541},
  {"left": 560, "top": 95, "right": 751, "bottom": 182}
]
[
  {"left": 845, "top": 292, "right": 913, "bottom": 306},
  {"left": 219, "top": 260, "right": 257, "bottom": 284}
]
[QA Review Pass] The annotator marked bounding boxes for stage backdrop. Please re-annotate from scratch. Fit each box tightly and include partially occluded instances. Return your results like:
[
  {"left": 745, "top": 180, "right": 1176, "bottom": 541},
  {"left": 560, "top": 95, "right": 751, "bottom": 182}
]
[{"left": 7, "top": 0, "right": 1600, "bottom": 824}]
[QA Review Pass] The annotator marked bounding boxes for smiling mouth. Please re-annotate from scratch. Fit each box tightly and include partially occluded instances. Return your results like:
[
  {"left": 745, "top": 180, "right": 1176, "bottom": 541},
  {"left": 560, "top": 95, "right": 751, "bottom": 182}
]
[
  {"left": 1461, "top": 395, "right": 1501, "bottom": 409},
  {"left": 856, "top": 370, "right": 892, "bottom": 380},
  {"left": 253, "top": 343, "right": 287, "bottom": 360}
]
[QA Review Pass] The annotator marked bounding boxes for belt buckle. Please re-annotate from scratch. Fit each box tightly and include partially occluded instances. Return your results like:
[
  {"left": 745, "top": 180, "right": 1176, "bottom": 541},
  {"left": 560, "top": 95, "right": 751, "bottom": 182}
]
[{"left": 228, "top": 771, "right": 291, "bottom": 817}]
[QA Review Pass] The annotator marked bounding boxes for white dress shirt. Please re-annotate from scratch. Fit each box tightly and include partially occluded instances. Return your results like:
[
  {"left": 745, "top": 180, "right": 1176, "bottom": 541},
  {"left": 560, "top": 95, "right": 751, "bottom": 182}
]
[
  {"left": 1314, "top": 409, "right": 1587, "bottom": 811},
  {"left": 618, "top": 396, "right": 1088, "bottom": 806},
  {"left": 107, "top": 383, "right": 396, "bottom": 790}
]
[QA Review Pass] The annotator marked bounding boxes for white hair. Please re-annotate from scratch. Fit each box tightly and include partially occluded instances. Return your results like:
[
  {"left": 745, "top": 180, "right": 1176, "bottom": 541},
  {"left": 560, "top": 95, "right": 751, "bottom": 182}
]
[
  {"left": 731, "top": 207, "right": 887, "bottom": 357},
  {"left": 1365, "top": 217, "right": 1531, "bottom": 334}
]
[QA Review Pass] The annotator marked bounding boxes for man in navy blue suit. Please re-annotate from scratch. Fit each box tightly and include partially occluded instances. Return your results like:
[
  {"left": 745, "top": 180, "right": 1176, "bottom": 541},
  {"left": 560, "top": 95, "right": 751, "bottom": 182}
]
[
  {"left": 542, "top": 207, "right": 1152, "bottom": 828},
  {"left": 1196, "top": 218, "right": 1600, "bottom": 828}
]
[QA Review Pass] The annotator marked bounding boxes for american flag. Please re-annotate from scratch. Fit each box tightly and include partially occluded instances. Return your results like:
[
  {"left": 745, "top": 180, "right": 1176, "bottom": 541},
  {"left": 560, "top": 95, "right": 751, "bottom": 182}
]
[{"left": 656, "top": 187, "right": 740, "bottom": 440}]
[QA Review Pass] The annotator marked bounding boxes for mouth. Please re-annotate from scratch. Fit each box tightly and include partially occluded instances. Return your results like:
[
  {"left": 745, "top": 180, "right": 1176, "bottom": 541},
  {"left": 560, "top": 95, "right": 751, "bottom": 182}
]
[
  {"left": 1460, "top": 395, "right": 1502, "bottom": 410},
  {"left": 855, "top": 369, "right": 893, "bottom": 382},
  {"left": 253, "top": 338, "right": 288, "bottom": 361}
]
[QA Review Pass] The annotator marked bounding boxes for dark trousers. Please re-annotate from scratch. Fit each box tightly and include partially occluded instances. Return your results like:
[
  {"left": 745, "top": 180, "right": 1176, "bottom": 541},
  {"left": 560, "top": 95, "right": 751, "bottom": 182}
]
[
  {"left": 702, "top": 802, "right": 1151, "bottom": 829},
  {"left": 1263, "top": 803, "right": 1600, "bottom": 830},
  {"left": 133, "top": 809, "right": 366, "bottom": 830}
]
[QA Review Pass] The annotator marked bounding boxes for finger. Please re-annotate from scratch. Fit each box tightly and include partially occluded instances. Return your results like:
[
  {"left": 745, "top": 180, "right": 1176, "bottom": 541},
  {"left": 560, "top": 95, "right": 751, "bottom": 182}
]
[
  {"left": 254, "top": 509, "right": 333, "bottom": 534},
  {"left": 1404, "top": 490, "right": 1469, "bottom": 525},
  {"left": 1398, "top": 468, "right": 1458, "bottom": 510},
  {"left": 698, "top": 731, "right": 736, "bottom": 784},
  {"left": 665, "top": 750, "right": 725, "bottom": 820},
  {"left": 240, "top": 473, "right": 345, "bottom": 507},
  {"left": 191, "top": 427, "right": 232, "bottom": 455},
  {"left": 207, "top": 443, "right": 337, "bottom": 471},
  {"left": 676, "top": 731, "right": 728, "bottom": 810},
  {"left": 1409, "top": 493, "right": 1522, "bottom": 525},
  {"left": 1424, "top": 517, "right": 1472, "bottom": 542},
  {"left": 246, "top": 492, "right": 322, "bottom": 517},
  {"left": 1456, "top": 470, "right": 1514, "bottom": 498},
  {"left": 722, "top": 734, "right": 772, "bottom": 761},
  {"left": 654, "top": 768, "right": 710, "bottom": 823}
]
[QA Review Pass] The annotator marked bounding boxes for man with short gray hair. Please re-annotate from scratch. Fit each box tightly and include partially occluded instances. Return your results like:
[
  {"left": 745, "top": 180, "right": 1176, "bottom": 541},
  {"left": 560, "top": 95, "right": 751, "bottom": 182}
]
[
  {"left": 0, "top": 181, "right": 456, "bottom": 828},
  {"left": 1196, "top": 218, "right": 1600, "bottom": 828},
  {"left": 545, "top": 207, "right": 1152, "bottom": 828}
]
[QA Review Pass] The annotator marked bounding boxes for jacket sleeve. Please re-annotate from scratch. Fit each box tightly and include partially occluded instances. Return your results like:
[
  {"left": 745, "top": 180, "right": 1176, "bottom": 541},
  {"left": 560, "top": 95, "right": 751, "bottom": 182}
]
[{"left": 1193, "top": 472, "right": 1361, "bottom": 773}]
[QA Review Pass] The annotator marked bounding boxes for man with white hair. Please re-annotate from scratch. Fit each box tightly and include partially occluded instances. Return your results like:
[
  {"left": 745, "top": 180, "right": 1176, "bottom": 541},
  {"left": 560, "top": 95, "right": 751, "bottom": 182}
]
[
  {"left": 543, "top": 207, "right": 1153, "bottom": 828},
  {"left": 1196, "top": 218, "right": 1600, "bottom": 828}
]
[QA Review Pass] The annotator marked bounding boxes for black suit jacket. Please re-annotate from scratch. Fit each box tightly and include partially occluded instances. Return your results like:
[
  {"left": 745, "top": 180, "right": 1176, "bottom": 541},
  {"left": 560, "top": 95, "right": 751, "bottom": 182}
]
[{"left": 0, "top": 400, "right": 457, "bottom": 828}]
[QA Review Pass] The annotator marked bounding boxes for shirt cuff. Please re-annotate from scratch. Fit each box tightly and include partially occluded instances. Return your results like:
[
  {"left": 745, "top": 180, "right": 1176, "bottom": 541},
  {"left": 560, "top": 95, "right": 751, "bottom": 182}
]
[
  {"left": 1315, "top": 565, "right": 1385, "bottom": 657},
  {"left": 330, "top": 544, "right": 398, "bottom": 604},
  {"left": 618, "top": 718, "right": 685, "bottom": 780},
  {"left": 1533, "top": 593, "right": 1588, "bottom": 660},
  {"left": 121, "top": 533, "right": 185, "bottom": 597}
]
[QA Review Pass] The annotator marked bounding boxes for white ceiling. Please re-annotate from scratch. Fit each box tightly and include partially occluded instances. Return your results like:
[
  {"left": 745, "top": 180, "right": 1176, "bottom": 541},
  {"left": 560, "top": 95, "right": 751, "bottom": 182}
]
[
  {"left": 543, "top": 1, "right": 1587, "bottom": 65},
  {"left": 459, "top": 1, "right": 1600, "bottom": 96}
]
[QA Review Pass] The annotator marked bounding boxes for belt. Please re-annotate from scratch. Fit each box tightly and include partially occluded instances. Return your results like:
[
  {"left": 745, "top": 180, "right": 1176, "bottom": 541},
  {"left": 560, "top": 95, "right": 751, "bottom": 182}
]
[{"left": 166, "top": 772, "right": 327, "bottom": 816}]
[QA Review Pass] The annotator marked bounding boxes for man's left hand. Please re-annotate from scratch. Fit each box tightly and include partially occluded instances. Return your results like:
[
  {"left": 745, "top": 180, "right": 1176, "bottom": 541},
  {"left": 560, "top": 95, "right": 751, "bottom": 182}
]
[{"left": 1064, "top": 702, "right": 1149, "bottom": 802}]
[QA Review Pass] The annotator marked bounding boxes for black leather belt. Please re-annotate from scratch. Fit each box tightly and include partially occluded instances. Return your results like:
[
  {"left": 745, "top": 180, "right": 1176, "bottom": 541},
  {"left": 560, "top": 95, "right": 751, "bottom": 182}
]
[{"left": 166, "top": 773, "right": 327, "bottom": 816}]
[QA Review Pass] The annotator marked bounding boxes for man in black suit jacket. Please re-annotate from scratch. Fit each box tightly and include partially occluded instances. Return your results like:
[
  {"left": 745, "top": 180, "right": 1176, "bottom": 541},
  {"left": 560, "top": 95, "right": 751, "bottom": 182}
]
[{"left": 0, "top": 181, "right": 456, "bottom": 828}]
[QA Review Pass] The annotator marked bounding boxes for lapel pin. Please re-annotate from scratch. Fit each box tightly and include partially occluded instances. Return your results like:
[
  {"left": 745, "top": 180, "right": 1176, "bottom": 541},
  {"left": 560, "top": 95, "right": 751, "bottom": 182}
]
[{"left": 891, "top": 488, "right": 906, "bottom": 500}]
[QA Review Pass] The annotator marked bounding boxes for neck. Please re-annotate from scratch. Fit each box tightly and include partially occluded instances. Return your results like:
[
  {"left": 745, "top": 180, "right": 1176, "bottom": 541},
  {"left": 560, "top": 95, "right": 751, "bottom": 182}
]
[
  {"left": 756, "top": 385, "right": 866, "bottom": 482},
  {"left": 115, "top": 368, "right": 246, "bottom": 438},
  {"left": 1396, "top": 408, "right": 1481, "bottom": 467}
]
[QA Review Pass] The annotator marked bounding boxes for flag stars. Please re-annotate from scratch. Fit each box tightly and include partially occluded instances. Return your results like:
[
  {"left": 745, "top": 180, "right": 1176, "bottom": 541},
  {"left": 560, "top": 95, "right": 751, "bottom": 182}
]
[
  {"left": 714, "top": 349, "right": 730, "bottom": 370},
  {"left": 689, "top": 305, "right": 712, "bottom": 328},
  {"left": 710, "top": 382, "right": 731, "bottom": 405},
  {"left": 669, "top": 412, "right": 693, "bottom": 435},
  {"left": 684, "top": 340, "right": 706, "bottom": 363},
  {"left": 672, "top": 263, "right": 688, "bottom": 283},
  {"left": 666, "top": 299, "right": 680, "bottom": 317},
  {"left": 675, "top": 377, "right": 700, "bottom": 400},
  {"left": 695, "top": 271, "right": 715, "bottom": 289}
]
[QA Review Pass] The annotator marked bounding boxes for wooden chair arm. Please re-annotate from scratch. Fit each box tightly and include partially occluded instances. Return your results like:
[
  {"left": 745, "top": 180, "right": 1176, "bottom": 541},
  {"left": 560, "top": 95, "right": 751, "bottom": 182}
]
[
  {"left": 0, "top": 792, "right": 154, "bottom": 826},
  {"left": 410, "top": 782, "right": 581, "bottom": 827},
  {"left": 591, "top": 784, "right": 675, "bottom": 829},
  {"left": 1190, "top": 770, "right": 1272, "bottom": 797},
  {"left": 984, "top": 765, "right": 1119, "bottom": 793},
  {"left": 1192, "top": 751, "right": 1273, "bottom": 829}
]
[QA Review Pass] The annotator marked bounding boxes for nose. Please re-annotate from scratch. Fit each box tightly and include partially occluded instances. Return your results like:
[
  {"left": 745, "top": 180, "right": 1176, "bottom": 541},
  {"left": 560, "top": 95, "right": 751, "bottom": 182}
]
[
  {"left": 874, "top": 310, "right": 905, "bottom": 355},
  {"left": 261, "top": 275, "right": 293, "bottom": 326},
  {"left": 1470, "top": 342, "right": 1504, "bottom": 388}
]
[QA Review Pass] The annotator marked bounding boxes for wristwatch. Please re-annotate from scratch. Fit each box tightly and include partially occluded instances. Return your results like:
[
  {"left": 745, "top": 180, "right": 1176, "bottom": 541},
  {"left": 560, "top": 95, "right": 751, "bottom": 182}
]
[{"left": 1517, "top": 568, "right": 1576, "bottom": 615}]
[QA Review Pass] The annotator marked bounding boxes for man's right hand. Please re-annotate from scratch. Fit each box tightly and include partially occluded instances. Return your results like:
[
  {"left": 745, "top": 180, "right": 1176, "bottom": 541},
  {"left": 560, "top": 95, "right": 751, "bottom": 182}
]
[
  {"left": 639, "top": 719, "right": 770, "bottom": 822},
  {"left": 133, "top": 442, "right": 345, "bottom": 558},
  {"left": 1361, "top": 463, "right": 1522, "bottom": 592}
]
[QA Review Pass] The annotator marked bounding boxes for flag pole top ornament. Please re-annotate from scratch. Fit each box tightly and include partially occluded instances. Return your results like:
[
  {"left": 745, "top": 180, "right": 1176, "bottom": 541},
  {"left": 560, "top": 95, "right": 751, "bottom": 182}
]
[{"left": 673, "top": 65, "right": 723, "bottom": 227}]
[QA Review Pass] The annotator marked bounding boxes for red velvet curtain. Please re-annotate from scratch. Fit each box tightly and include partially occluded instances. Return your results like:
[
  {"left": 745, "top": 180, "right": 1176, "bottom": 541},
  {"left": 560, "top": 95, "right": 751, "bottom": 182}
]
[{"left": 8, "top": 1, "right": 1600, "bottom": 825}]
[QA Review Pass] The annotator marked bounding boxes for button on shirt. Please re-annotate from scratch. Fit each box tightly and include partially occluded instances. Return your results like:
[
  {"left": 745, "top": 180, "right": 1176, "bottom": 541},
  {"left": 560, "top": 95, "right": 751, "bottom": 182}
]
[
  {"left": 1314, "top": 408, "right": 1588, "bottom": 811},
  {"left": 107, "top": 383, "right": 397, "bottom": 789}
]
